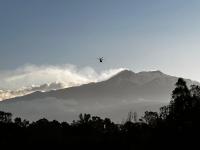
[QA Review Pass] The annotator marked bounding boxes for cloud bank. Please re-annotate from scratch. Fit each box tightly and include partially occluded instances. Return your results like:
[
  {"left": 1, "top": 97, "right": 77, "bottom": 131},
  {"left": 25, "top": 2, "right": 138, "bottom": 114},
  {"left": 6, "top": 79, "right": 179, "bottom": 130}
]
[{"left": 0, "top": 64, "right": 126, "bottom": 90}]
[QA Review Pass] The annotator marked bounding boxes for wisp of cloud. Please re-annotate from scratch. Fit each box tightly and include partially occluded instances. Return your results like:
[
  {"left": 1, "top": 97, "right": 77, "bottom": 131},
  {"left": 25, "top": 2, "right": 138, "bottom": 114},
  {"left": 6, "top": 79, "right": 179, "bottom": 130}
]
[{"left": 0, "top": 64, "right": 126, "bottom": 90}]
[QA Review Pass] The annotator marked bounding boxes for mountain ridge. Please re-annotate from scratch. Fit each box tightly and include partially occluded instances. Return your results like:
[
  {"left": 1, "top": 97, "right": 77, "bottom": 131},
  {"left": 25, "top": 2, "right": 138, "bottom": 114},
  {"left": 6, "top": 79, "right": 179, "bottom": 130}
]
[{"left": 0, "top": 70, "right": 199, "bottom": 122}]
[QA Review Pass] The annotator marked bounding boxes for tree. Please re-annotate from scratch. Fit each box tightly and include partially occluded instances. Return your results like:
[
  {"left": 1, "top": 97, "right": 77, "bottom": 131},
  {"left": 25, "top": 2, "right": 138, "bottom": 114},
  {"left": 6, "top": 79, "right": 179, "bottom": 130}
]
[
  {"left": 14, "top": 117, "right": 22, "bottom": 126},
  {"left": 78, "top": 113, "right": 91, "bottom": 124},
  {"left": 14, "top": 117, "right": 29, "bottom": 127},
  {"left": 189, "top": 85, "right": 200, "bottom": 109},
  {"left": 169, "top": 78, "right": 191, "bottom": 120},
  {"left": 159, "top": 105, "right": 170, "bottom": 120},
  {"left": 0, "top": 111, "right": 12, "bottom": 123},
  {"left": 143, "top": 111, "right": 159, "bottom": 126},
  {"left": 172, "top": 78, "right": 190, "bottom": 100},
  {"left": 190, "top": 85, "right": 200, "bottom": 98}
]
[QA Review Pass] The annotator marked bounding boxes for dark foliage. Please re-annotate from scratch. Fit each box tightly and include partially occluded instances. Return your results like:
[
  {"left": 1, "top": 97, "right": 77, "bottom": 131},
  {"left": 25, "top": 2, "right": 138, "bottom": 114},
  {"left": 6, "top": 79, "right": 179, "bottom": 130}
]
[{"left": 1, "top": 78, "right": 200, "bottom": 149}]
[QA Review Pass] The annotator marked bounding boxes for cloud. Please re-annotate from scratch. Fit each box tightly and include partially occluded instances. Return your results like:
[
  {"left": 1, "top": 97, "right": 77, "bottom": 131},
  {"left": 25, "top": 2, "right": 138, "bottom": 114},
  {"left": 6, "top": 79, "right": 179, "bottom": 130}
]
[
  {"left": 0, "top": 82, "right": 66, "bottom": 101},
  {"left": 0, "top": 64, "right": 125, "bottom": 100},
  {"left": 0, "top": 64, "right": 126, "bottom": 90}
]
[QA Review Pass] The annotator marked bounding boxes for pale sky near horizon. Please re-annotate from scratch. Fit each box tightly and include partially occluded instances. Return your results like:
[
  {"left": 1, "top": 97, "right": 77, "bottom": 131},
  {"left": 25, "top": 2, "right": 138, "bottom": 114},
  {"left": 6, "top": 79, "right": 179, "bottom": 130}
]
[{"left": 1, "top": 0, "right": 200, "bottom": 84}]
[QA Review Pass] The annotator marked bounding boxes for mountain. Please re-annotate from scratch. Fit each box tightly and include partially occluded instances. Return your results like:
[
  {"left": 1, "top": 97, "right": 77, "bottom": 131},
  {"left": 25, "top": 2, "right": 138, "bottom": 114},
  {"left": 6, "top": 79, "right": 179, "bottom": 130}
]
[{"left": 0, "top": 70, "right": 198, "bottom": 122}]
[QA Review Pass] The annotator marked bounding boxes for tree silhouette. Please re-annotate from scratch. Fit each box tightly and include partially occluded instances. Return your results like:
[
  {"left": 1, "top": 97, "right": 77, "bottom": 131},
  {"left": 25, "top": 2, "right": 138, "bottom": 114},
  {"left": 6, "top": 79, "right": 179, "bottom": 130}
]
[
  {"left": 169, "top": 78, "right": 191, "bottom": 121},
  {"left": 190, "top": 85, "right": 200, "bottom": 110},
  {"left": 159, "top": 105, "right": 170, "bottom": 120},
  {"left": 0, "top": 111, "right": 12, "bottom": 123},
  {"left": 143, "top": 111, "right": 159, "bottom": 126},
  {"left": 78, "top": 113, "right": 91, "bottom": 124}
]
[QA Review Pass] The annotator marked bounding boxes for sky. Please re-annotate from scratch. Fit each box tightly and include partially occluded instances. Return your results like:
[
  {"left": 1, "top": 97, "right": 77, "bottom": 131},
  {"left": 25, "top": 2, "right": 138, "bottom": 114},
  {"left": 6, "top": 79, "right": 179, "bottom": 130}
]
[{"left": 1, "top": 0, "right": 200, "bottom": 88}]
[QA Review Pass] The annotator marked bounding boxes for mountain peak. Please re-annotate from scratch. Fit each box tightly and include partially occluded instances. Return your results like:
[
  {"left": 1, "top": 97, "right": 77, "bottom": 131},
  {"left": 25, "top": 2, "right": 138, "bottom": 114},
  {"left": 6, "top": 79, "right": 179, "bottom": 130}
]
[
  {"left": 112, "top": 69, "right": 165, "bottom": 79},
  {"left": 117, "top": 69, "right": 135, "bottom": 75},
  {"left": 106, "top": 69, "right": 168, "bottom": 86},
  {"left": 109, "top": 70, "right": 135, "bottom": 80}
]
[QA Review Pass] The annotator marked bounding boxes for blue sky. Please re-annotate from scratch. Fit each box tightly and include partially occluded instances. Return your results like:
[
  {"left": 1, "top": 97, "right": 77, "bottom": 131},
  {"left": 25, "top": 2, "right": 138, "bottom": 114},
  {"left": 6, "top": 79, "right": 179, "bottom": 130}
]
[{"left": 1, "top": 0, "right": 200, "bottom": 82}]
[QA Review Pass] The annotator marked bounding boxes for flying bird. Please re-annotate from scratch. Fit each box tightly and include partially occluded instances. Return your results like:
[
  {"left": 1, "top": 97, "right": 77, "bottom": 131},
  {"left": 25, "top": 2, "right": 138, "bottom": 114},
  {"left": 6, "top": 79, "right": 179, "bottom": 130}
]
[{"left": 98, "top": 57, "right": 104, "bottom": 63}]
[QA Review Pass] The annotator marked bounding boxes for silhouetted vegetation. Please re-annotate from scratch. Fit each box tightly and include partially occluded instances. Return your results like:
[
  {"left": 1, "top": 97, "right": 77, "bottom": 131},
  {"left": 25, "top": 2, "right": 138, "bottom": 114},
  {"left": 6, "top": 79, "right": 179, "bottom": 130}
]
[{"left": 1, "top": 78, "right": 200, "bottom": 149}]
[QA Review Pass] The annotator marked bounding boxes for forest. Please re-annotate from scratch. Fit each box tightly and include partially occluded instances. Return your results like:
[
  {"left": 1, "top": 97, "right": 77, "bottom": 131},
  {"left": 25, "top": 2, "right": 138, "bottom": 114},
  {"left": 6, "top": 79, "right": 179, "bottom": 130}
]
[{"left": 1, "top": 78, "right": 200, "bottom": 149}]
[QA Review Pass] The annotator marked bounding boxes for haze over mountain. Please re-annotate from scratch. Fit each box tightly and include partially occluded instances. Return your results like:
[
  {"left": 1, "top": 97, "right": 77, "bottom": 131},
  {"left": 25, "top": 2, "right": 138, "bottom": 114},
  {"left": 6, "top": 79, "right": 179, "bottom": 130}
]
[
  {"left": 0, "top": 82, "right": 65, "bottom": 101},
  {"left": 0, "top": 70, "right": 198, "bottom": 122}
]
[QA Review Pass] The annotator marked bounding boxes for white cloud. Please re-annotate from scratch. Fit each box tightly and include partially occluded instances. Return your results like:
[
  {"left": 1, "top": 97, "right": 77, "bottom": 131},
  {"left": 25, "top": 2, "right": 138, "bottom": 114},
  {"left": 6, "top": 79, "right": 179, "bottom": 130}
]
[{"left": 0, "top": 64, "right": 126, "bottom": 90}]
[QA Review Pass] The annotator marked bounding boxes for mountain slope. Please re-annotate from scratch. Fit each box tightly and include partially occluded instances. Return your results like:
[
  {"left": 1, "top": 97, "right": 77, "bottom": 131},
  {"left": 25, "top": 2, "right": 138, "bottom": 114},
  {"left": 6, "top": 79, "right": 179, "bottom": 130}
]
[
  {"left": 0, "top": 70, "right": 198, "bottom": 122},
  {"left": 0, "top": 82, "right": 65, "bottom": 101}
]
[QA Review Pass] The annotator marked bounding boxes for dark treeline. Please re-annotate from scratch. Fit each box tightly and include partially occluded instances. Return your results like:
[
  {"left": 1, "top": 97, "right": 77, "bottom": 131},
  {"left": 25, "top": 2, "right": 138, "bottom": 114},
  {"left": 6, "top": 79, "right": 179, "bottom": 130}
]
[{"left": 1, "top": 78, "right": 200, "bottom": 149}]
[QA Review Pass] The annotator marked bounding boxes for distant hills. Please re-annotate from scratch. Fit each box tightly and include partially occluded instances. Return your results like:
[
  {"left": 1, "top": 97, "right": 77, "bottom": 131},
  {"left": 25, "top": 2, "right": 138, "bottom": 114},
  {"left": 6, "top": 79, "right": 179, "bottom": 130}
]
[{"left": 0, "top": 70, "right": 198, "bottom": 122}]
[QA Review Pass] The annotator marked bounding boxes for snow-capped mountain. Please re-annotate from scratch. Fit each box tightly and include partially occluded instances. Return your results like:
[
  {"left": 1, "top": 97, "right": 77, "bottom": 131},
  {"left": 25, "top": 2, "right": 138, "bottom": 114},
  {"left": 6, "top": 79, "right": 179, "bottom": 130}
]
[{"left": 0, "top": 70, "right": 198, "bottom": 122}]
